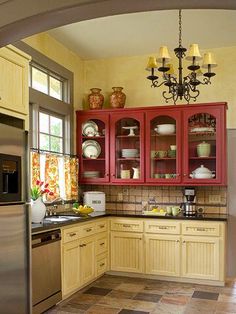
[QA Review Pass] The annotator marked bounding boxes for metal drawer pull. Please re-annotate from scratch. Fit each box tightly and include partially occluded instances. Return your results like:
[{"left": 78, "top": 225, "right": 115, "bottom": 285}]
[
  {"left": 196, "top": 228, "right": 207, "bottom": 231},
  {"left": 183, "top": 240, "right": 186, "bottom": 243},
  {"left": 159, "top": 226, "right": 168, "bottom": 229},
  {"left": 69, "top": 232, "right": 76, "bottom": 237},
  {"left": 100, "top": 242, "right": 105, "bottom": 246},
  {"left": 123, "top": 224, "right": 131, "bottom": 227},
  {"left": 86, "top": 228, "right": 92, "bottom": 232},
  {"left": 79, "top": 244, "right": 86, "bottom": 247},
  {"left": 100, "top": 262, "right": 105, "bottom": 267},
  {"left": 99, "top": 225, "right": 105, "bottom": 228},
  {"left": 176, "top": 240, "right": 180, "bottom": 242}
]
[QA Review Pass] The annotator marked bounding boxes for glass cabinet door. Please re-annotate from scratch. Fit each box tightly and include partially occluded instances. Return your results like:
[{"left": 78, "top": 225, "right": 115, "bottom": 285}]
[
  {"left": 183, "top": 108, "right": 223, "bottom": 184},
  {"left": 110, "top": 112, "right": 144, "bottom": 183},
  {"left": 77, "top": 113, "right": 109, "bottom": 183},
  {"left": 146, "top": 110, "right": 181, "bottom": 183}
]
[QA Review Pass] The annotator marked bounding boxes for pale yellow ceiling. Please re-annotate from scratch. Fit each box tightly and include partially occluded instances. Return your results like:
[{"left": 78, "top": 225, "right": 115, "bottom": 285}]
[{"left": 48, "top": 9, "right": 236, "bottom": 60}]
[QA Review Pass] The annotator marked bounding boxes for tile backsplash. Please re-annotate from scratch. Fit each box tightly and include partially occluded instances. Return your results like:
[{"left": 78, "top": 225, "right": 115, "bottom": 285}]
[{"left": 81, "top": 185, "right": 227, "bottom": 214}]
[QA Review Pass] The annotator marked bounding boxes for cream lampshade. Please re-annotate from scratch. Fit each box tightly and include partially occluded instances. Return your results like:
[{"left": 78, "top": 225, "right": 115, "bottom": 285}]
[
  {"left": 157, "top": 46, "right": 171, "bottom": 62},
  {"left": 146, "top": 57, "right": 158, "bottom": 70},
  {"left": 202, "top": 53, "right": 217, "bottom": 68},
  {"left": 186, "top": 44, "right": 202, "bottom": 61}
]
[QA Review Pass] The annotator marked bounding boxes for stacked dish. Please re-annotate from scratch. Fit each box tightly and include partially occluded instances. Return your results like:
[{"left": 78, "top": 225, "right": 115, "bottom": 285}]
[
  {"left": 121, "top": 148, "right": 139, "bottom": 158},
  {"left": 82, "top": 120, "right": 98, "bottom": 136},
  {"left": 82, "top": 140, "right": 101, "bottom": 158},
  {"left": 83, "top": 171, "right": 100, "bottom": 178}
]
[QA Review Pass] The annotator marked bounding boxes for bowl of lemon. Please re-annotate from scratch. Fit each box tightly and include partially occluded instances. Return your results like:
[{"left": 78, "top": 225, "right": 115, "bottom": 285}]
[
  {"left": 143, "top": 207, "right": 167, "bottom": 216},
  {"left": 72, "top": 203, "right": 94, "bottom": 216}
]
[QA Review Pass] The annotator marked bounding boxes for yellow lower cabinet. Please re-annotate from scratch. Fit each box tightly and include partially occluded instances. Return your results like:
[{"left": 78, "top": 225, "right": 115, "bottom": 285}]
[
  {"left": 62, "top": 240, "right": 80, "bottom": 296},
  {"left": 79, "top": 236, "right": 95, "bottom": 286},
  {"left": 145, "top": 234, "right": 181, "bottom": 277},
  {"left": 181, "top": 236, "right": 220, "bottom": 280},
  {"left": 110, "top": 231, "right": 143, "bottom": 273}
]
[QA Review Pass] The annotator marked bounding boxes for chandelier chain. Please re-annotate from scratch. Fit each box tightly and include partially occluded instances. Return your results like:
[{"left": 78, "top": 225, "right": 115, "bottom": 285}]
[{"left": 179, "top": 9, "right": 182, "bottom": 47}]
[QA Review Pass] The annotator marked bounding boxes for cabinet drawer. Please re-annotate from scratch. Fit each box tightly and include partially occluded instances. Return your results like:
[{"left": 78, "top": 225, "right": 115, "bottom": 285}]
[
  {"left": 63, "top": 227, "right": 80, "bottom": 243},
  {"left": 96, "top": 254, "right": 108, "bottom": 276},
  {"left": 110, "top": 219, "right": 143, "bottom": 232},
  {"left": 182, "top": 222, "right": 221, "bottom": 237},
  {"left": 96, "top": 220, "right": 108, "bottom": 233},
  {"left": 79, "top": 222, "right": 96, "bottom": 238},
  {"left": 96, "top": 234, "right": 108, "bottom": 255},
  {"left": 145, "top": 220, "right": 181, "bottom": 234}
]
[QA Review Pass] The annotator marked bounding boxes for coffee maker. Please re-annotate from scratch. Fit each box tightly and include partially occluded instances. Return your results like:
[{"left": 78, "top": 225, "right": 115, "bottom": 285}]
[{"left": 182, "top": 187, "right": 196, "bottom": 216}]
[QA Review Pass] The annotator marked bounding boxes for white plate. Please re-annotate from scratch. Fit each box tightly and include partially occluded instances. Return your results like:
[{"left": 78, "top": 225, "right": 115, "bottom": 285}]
[
  {"left": 82, "top": 140, "right": 101, "bottom": 158},
  {"left": 82, "top": 120, "right": 98, "bottom": 136}
]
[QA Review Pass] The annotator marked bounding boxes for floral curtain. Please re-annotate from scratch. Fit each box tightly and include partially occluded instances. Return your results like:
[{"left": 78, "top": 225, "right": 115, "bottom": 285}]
[
  {"left": 31, "top": 151, "right": 40, "bottom": 187},
  {"left": 30, "top": 151, "right": 79, "bottom": 201}
]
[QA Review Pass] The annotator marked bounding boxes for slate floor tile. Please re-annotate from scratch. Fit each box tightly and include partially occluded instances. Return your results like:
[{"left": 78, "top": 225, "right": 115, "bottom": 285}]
[
  {"left": 83, "top": 286, "right": 112, "bottom": 296},
  {"left": 108, "top": 290, "right": 136, "bottom": 299},
  {"left": 184, "top": 298, "right": 217, "bottom": 313},
  {"left": 151, "top": 303, "right": 186, "bottom": 314},
  {"left": 133, "top": 293, "right": 162, "bottom": 303},
  {"left": 86, "top": 304, "right": 121, "bottom": 314},
  {"left": 215, "top": 301, "right": 236, "bottom": 313},
  {"left": 118, "top": 310, "right": 149, "bottom": 314},
  {"left": 192, "top": 290, "right": 219, "bottom": 301},
  {"left": 160, "top": 294, "right": 190, "bottom": 306}
]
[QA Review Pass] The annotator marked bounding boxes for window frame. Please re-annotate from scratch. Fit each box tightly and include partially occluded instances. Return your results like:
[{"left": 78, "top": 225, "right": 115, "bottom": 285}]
[
  {"left": 14, "top": 41, "right": 74, "bottom": 154},
  {"left": 38, "top": 109, "right": 65, "bottom": 153}
]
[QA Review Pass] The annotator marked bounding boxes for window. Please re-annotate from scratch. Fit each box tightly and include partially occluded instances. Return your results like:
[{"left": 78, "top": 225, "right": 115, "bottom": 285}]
[
  {"left": 13, "top": 41, "right": 74, "bottom": 154},
  {"left": 30, "top": 63, "right": 68, "bottom": 102},
  {"left": 39, "top": 111, "right": 64, "bottom": 153}
]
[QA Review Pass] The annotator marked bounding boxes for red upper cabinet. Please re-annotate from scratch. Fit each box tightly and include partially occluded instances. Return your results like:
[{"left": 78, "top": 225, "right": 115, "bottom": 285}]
[
  {"left": 76, "top": 111, "right": 110, "bottom": 183},
  {"left": 182, "top": 104, "right": 227, "bottom": 185},
  {"left": 145, "top": 109, "right": 182, "bottom": 184},
  {"left": 110, "top": 111, "right": 145, "bottom": 183},
  {"left": 76, "top": 102, "right": 227, "bottom": 186}
]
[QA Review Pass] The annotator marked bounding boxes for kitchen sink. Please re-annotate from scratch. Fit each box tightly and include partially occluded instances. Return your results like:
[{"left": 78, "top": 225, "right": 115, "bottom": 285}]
[{"left": 44, "top": 215, "right": 82, "bottom": 222}]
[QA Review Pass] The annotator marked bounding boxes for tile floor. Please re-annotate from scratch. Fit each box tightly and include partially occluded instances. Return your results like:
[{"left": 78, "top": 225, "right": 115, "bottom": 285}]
[{"left": 46, "top": 275, "right": 236, "bottom": 314}]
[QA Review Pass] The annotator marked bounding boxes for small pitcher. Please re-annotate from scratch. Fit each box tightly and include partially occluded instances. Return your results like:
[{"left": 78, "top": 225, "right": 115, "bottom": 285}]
[{"left": 132, "top": 167, "right": 140, "bottom": 179}]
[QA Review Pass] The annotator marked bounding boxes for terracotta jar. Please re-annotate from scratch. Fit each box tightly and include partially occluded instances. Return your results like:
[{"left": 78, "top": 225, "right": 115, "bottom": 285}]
[
  {"left": 88, "top": 88, "right": 104, "bottom": 109},
  {"left": 110, "top": 87, "right": 126, "bottom": 108}
]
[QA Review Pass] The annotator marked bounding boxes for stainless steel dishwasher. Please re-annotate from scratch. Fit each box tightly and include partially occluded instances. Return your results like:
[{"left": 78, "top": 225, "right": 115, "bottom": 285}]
[{"left": 32, "top": 229, "right": 62, "bottom": 314}]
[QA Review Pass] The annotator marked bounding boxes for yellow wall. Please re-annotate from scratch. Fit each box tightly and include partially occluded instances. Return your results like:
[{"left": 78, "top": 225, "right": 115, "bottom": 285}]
[
  {"left": 23, "top": 33, "right": 84, "bottom": 110},
  {"left": 84, "top": 46, "right": 236, "bottom": 128},
  {"left": 24, "top": 33, "right": 236, "bottom": 128}
]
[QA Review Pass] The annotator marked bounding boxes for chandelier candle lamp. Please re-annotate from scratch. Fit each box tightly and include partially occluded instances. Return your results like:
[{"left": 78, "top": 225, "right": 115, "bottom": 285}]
[{"left": 146, "top": 10, "right": 217, "bottom": 104}]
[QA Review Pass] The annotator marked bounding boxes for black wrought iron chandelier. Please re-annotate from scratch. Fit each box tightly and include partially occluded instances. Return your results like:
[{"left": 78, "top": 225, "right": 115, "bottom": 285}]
[{"left": 146, "top": 10, "right": 217, "bottom": 104}]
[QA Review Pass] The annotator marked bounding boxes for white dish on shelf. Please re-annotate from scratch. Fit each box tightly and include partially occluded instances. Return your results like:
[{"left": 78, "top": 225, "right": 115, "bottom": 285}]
[
  {"left": 155, "top": 124, "right": 175, "bottom": 135},
  {"left": 82, "top": 120, "right": 98, "bottom": 136},
  {"left": 82, "top": 140, "right": 101, "bottom": 159},
  {"left": 122, "top": 126, "right": 138, "bottom": 136}
]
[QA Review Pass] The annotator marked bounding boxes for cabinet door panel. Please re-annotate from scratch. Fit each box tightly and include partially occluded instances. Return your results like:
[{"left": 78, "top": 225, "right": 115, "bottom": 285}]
[
  {"left": 110, "top": 232, "right": 143, "bottom": 273},
  {"left": 110, "top": 112, "right": 145, "bottom": 183},
  {"left": 145, "top": 234, "right": 180, "bottom": 277},
  {"left": 145, "top": 109, "right": 182, "bottom": 184},
  {"left": 182, "top": 236, "right": 220, "bottom": 280},
  {"left": 77, "top": 112, "right": 110, "bottom": 183},
  {"left": 79, "top": 237, "right": 95, "bottom": 286},
  {"left": 0, "top": 47, "right": 29, "bottom": 116},
  {"left": 182, "top": 106, "right": 226, "bottom": 185},
  {"left": 62, "top": 241, "right": 79, "bottom": 296}
]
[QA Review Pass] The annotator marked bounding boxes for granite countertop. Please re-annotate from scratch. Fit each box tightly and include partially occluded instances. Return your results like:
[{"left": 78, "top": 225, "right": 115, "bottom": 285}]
[{"left": 31, "top": 210, "right": 228, "bottom": 234}]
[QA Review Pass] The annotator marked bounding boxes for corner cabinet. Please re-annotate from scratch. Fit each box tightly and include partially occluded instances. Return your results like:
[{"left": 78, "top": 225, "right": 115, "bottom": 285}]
[
  {"left": 0, "top": 45, "right": 31, "bottom": 130},
  {"left": 76, "top": 102, "right": 227, "bottom": 186}
]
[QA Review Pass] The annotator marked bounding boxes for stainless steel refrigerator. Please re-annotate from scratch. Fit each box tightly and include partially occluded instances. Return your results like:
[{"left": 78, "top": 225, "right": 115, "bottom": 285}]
[{"left": 0, "top": 115, "right": 30, "bottom": 314}]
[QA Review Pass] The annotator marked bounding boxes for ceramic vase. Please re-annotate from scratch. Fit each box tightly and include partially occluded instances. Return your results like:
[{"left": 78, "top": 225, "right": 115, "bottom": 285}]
[
  {"left": 110, "top": 87, "right": 126, "bottom": 108},
  {"left": 197, "top": 141, "right": 211, "bottom": 157},
  {"left": 88, "top": 88, "right": 104, "bottom": 109},
  {"left": 31, "top": 197, "right": 46, "bottom": 223}
]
